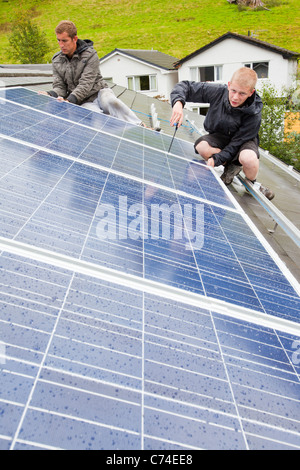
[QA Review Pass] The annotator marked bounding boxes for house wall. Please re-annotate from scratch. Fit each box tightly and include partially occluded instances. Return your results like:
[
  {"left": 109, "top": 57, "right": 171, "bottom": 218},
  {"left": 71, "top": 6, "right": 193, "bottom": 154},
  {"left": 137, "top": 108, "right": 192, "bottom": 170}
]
[
  {"left": 177, "top": 38, "right": 298, "bottom": 110},
  {"left": 99, "top": 52, "right": 178, "bottom": 100},
  {"left": 99, "top": 40, "right": 298, "bottom": 107}
]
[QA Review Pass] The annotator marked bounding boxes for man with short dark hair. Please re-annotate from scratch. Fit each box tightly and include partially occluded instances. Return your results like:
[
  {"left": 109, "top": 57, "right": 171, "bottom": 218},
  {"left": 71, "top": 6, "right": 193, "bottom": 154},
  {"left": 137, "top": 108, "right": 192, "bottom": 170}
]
[{"left": 40, "top": 20, "right": 144, "bottom": 125}]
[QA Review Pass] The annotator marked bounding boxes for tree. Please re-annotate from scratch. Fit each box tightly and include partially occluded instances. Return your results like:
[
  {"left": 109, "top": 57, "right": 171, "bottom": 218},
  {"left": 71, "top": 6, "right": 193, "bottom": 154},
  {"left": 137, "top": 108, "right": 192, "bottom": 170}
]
[{"left": 8, "top": 16, "right": 51, "bottom": 64}]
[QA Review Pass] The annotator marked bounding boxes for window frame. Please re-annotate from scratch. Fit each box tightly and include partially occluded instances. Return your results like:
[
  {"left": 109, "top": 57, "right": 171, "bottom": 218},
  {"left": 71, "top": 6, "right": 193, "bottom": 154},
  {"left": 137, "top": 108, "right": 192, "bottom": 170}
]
[
  {"left": 127, "top": 74, "right": 157, "bottom": 92},
  {"left": 244, "top": 61, "right": 269, "bottom": 79},
  {"left": 190, "top": 65, "right": 223, "bottom": 82}
]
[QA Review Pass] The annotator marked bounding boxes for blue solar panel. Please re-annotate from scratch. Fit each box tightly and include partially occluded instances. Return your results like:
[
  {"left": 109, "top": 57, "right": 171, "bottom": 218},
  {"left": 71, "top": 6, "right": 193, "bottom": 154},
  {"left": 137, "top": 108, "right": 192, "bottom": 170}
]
[
  {"left": 0, "top": 88, "right": 299, "bottom": 450},
  {"left": 0, "top": 138, "right": 298, "bottom": 319},
  {"left": 0, "top": 90, "right": 234, "bottom": 209},
  {"left": 0, "top": 87, "right": 194, "bottom": 159},
  {"left": 0, "top": 253, "right": 299, "bottom": 450}
]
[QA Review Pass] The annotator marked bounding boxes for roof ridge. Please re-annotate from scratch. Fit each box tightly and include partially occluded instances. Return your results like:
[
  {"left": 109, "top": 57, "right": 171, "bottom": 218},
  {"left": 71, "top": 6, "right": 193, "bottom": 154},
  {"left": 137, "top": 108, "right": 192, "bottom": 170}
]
[
  {"left": 100, "top": 48, "right": 179, "bottom": 70},
  {"left": 175, "top": 31, "right": 300, "bottom": 66}
]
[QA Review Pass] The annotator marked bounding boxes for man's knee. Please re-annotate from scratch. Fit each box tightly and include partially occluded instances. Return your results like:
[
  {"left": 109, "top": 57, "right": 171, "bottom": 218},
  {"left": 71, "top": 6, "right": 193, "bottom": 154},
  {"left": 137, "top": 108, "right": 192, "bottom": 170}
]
[
  {"left": 239, "top": 149, "right": 259, "bottom": 180},
  {"left": 195, "top": 141, "right": 212, "bottom": 160},
  {"left": 239, "top": 149, "right": 258, "bottom": 167},
  {"left": 98, "top": 88, "right": 116, "bottom": 111}
]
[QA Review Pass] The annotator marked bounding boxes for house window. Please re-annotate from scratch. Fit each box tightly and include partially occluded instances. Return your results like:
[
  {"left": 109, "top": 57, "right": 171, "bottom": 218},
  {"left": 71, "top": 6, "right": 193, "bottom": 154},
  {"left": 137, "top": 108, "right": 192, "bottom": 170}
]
[
  {"left": 215, "top": 66, "right": 223, "bottom": 81},
  {"left": 127, "top": 75, "right": 157, "bottom": 92},
  {"left": 190, "top": 65, "right": 223, "bottom": 82},
  {"left": 244, "top": 62, "right": 269, "bottom": 79},
  {"left": 199, "top": 66, "right": 214, "bottom": 82},
  {"left": 192, "top": 105, "right": 209, "bottom": 116},
  {"left": 190, "top": 67, "right": 197, "bottom": 81}
]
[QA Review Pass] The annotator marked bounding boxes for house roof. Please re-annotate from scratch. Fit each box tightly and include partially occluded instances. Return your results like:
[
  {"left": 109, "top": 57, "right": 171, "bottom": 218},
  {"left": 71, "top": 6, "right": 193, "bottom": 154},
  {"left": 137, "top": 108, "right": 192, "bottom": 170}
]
[
  {"left": 100, "top": 48, "right": 179, "bottom": 71},
  {"left": 174, "top": 32, "right": 300, "bottom": 67}
]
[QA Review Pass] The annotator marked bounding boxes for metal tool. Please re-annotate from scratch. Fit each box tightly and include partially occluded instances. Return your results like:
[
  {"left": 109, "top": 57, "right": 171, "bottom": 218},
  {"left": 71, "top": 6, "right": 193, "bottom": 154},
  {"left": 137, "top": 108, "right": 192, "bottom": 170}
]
[{"left": 167, "top": 123, "right": 178, "bottom": 154}]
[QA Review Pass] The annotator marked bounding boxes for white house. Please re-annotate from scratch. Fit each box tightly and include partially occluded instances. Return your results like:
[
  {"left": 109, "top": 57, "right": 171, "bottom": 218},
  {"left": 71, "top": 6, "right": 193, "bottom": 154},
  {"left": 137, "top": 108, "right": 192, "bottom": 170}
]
[
  {"left": 99, "top": 49, "right": 179, "bottom": 100},
  {"left": 174, "top": 32, "right": 300, "bottom": 114}
]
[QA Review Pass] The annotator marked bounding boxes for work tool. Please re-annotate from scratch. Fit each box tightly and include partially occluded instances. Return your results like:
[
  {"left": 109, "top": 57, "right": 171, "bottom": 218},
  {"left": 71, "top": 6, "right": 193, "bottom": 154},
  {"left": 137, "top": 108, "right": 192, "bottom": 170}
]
[{"left": 167, "top": 123, "right": 178, "bottom": 154}]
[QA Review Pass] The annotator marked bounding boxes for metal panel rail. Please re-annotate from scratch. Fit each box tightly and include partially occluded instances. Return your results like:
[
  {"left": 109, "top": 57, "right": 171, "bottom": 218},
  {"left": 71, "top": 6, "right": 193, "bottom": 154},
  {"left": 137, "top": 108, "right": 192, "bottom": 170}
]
[
  {"left": 260, "top": 148, "right": 300, "bottom": 183},
  {"left": 238, "top": 176, "right": 300, "bottom": 249}
]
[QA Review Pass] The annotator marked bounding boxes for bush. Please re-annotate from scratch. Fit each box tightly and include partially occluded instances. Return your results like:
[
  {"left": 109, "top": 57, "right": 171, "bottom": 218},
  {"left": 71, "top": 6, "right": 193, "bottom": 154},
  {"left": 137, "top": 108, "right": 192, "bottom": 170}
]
[
  {"left": 259, "top": 82, "right": 286, "bottom": 152},
  {"left": 259, "top": 82, "right": 300, "bottom": 171},
  {"left": 8, "top": 16, "right": 51, "bottom": 64},
  {"left": 274, "top": 132, "right": 300, "bottom": 171}
]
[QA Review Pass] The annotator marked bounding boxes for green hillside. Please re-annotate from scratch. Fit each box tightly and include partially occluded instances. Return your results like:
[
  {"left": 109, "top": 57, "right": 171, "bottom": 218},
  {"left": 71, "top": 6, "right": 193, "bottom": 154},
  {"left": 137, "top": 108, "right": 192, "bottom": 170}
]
[{"left": 0, "top": 0, "right": 299, "bottom": 63}]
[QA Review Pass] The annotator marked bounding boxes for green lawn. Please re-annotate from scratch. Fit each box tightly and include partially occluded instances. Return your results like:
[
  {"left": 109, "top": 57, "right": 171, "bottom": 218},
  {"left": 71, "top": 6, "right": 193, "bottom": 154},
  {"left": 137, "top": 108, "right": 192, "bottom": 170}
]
[{"left": 0, "top": 0, "right": 299, "bottom": 63}]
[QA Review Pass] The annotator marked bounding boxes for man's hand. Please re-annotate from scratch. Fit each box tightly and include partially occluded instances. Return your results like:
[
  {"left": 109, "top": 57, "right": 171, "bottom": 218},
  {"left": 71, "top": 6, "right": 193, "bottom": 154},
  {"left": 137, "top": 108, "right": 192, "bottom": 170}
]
[
  {"left": 207, "top": 157, "right": 215, "bottom": 168},
  {"left": 170, "top": 101, "right": 184, "bottom": 128},
  {"left": 38, "top": 92, "right": 67, "bottom": 102}
]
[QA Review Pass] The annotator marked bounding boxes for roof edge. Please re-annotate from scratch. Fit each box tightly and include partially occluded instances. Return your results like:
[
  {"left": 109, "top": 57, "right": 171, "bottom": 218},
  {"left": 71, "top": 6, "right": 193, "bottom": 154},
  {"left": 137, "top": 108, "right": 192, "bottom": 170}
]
[
  {"left": 100, "top": 48, "right": 179, "bottom": 71},
  {"left": 174, "top": 32, "right": 300, "bottom": 66}
]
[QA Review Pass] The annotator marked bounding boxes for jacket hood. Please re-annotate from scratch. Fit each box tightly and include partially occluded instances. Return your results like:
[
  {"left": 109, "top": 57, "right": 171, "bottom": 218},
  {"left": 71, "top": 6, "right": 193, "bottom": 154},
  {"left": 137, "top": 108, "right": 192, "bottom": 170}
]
[
  {"left": 76, "top": 38, "right": 94, "bottom": 54},
  {"left": 53, "top": 38, "right": 95, "bottom": 61}
]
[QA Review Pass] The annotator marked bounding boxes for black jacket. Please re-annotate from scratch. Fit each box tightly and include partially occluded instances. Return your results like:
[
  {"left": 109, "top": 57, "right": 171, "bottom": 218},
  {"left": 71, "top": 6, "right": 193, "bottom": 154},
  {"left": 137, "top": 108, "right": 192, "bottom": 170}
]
[{"left": 171, "top": 81, "right": 263, "bottom": 166}]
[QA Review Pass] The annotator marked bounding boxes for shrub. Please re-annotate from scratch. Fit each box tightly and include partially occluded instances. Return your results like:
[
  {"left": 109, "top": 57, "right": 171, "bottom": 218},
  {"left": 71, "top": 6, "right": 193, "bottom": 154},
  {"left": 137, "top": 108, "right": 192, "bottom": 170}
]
[
  {"left": 259, "top": 82, "right": 300, "bottom": 170},
  {"left": 8, "top": 15, "right": 51, "bottom": 64}
]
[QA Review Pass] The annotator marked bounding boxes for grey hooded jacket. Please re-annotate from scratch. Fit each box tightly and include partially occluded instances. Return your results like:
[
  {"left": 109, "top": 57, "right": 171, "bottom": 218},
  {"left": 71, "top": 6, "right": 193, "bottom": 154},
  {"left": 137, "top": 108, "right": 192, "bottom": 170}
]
[
  {"left": 48, "top": 39, "right": 108, "bottom": 105},
  {"left": 171, "top": 81, "right": 263, "bottom": 166}
]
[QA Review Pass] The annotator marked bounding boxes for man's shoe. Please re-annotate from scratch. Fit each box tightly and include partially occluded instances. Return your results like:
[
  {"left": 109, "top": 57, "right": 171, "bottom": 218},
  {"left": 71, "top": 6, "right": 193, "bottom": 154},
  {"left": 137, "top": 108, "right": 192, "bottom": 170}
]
[
  {"left": 259, "top": 184, "right": 275, "bottom": 201},
  {"left": 220, "top": 163, "right": 242, "bottom": 185},
  {"left": 245, "top": 179, "right": 275, "bottom": 201}
]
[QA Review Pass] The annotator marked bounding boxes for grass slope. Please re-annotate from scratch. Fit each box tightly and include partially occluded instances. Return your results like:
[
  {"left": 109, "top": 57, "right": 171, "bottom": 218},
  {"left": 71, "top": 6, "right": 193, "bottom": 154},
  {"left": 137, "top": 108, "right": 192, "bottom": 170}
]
[{"left": 0, "top": 0, "right": 299, "bottom": 63}]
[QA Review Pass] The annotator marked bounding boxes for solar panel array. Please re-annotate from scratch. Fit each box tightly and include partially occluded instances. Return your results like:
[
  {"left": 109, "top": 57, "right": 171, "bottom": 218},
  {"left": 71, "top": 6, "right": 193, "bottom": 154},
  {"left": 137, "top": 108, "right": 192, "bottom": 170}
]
[{"left": 0, "top": 88, "right": 299, "bottom": 450}]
